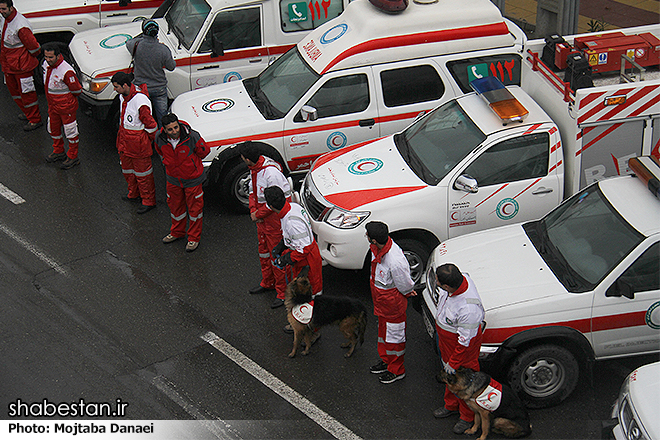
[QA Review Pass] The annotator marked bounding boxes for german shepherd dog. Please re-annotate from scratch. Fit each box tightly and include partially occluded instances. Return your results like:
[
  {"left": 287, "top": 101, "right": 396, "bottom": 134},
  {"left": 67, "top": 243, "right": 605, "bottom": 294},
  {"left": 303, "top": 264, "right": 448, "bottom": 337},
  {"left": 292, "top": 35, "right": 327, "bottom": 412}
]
[
  {"left": 284, "top": 267, "right": 368, "bottom": 358},
  {"left": 438, "top": 367, "right": 532, "bottom": 440}
]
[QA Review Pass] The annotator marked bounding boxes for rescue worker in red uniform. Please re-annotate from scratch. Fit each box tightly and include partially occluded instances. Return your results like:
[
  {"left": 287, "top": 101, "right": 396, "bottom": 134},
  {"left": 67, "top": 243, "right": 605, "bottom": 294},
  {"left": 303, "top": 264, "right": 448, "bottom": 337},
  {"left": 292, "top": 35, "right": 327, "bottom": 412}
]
[
  {"left": 0, "top": 0, "right": 42, "bottom": 131},
  {"left": 433, "top": 263, "right": 485, "bottom": 435},
  {"left": 239, "top": 141, "right": 291, "bottom": 309},
  {"left": 155, "top": 113, "right": 209, "bottom": 253},
  {"left": 42, "top": 42, "right": 82, "bottom": 170},
  {"left": 111, "top": 71, "right": 157, "bottom": 214},
  {"left": 366, "top": 221, "right": 416, "bottom": 384}
]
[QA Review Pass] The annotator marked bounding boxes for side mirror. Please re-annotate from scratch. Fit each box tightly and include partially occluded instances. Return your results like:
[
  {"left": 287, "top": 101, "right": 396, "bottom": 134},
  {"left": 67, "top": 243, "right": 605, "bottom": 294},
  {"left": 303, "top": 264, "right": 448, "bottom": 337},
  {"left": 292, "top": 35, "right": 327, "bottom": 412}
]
[
  {"left": 454, "top": 174, "right": 478, "bottom": 193},
  {"left": 300, "top": 105, "right": 318, "bottom": 122},
  {"left": 606, "top": 279, "right": 635, "bottom": 299},
  {"left": 211, "top": 34, "right": 224, "bottom": 58}
]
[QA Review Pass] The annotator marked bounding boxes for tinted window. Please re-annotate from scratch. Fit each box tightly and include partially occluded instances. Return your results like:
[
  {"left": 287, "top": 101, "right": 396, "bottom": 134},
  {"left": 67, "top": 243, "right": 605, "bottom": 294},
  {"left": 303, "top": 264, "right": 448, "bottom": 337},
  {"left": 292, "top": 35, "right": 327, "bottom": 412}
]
[
  {"left": 447, "top": 54, "right": 522, "bottom": 93},
  {"left": 380, "top": 65, "right": 444, "bottom": 107},
  {"left": 280, "top": 0, "right": 344, "bottom": 32},
  {"left": 304, "top": 74, "right": 369, "bottom": 119},
  {"left": 199, "top": 7, "right": 261, "bottom": 53},
  {"left": 618, "top": 242, "right": 660, "bottom": 293}
]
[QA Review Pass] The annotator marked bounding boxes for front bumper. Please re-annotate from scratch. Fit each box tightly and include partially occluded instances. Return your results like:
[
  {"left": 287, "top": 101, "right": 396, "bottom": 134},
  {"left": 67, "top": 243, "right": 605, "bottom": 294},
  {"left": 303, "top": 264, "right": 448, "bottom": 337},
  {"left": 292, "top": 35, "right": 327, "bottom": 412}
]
[
  {"left": 79, "top": 92, "right": 114, "bottom": 120},
  {"left": 312, "top": 220, "right": 369, "bottom": 270}
]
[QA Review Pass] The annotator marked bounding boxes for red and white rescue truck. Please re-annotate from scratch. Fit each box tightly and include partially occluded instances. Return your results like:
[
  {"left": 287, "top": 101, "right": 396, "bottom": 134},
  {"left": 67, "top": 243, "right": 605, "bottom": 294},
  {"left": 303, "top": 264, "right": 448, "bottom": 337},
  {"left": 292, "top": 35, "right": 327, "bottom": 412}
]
[
  {"left": 68, "top": 0, "right": 348, "bottom": 120},
  {"left": 300, "top": 23, "right": 660, "bottom": 285},
  {"left": 421, "top": 155, "right": 660, "bottom": 408},
  {"left": 168, "top": 0, "right": 526, "bottom": 209}
]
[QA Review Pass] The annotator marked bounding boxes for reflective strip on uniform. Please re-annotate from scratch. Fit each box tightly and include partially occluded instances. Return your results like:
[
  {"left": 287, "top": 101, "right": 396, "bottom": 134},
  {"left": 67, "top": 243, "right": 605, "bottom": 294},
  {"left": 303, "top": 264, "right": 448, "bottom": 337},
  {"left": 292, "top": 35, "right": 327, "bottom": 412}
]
[
  {"left": 50, "top": 135, "right": 63, "bottom": 140},
  {"left": 122, "top": 168, "right": 136, "bottom": 175},
  {"left": 194, "top": 192, "right": 203, "bottom": 199},
  {"left": 125, "top": 126, "right": 145, "bottom": 131},
  {"left": 3, "top": 41, "right": 23, "bottom": 48},
  {"left": 47, "top": 89, "right": 70, "bottom": 95},
  {"left": 259, "top": 252, "right": 271, "bottom": 259},
  {"left": 375, "top": 280, "right": 395, "bottom": 289},
  {"left": 24, "top": 101, "right": 38, "bottom": 108},
  {"left": 134, "top": 168, "right": 153, "bottom": 177},
  {"left": 11, "top": 95, "right": 21, "bottom": 100},
  {"left": 189, "top": 212, "right": 203, "bottom": 222},
  {"left": 385, "top": 349, "right": 405, "bottom": 356},
  {"left": 145, "top": 126, "right": 157, "bottom": 134},
  {"left": 171, "top": 212, "right": 187, "bottom": 221},
  {"left": 28, "top": 47, "right": 40, "bottom": 54}
]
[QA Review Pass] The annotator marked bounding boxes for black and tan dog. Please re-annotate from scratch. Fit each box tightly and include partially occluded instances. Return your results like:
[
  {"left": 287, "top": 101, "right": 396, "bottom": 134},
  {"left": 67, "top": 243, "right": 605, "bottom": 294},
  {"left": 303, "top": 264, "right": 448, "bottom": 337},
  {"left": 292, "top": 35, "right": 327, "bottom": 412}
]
[
  {"left": 284, "top": 268, "right": 367, "bottom": 358},
  {"left": 438, "top": 367, "right": 532, "bottom": 440}
]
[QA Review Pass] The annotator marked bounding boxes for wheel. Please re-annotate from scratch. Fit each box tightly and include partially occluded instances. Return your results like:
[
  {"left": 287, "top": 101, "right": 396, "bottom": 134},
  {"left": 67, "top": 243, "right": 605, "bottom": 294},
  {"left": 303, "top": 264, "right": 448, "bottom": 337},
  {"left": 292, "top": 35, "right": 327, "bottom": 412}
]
[
  {"left": 395, "top": 238, "right": 431, "bottom": 286},
  {"left": 221, "top": 159, "right": 251, "bottom": 213},
  {"left": 420, "top": 299, "right": 436, "bottom": 340},
  {"left": 507, "top": 344, "right": 579, "bottom": 408}
]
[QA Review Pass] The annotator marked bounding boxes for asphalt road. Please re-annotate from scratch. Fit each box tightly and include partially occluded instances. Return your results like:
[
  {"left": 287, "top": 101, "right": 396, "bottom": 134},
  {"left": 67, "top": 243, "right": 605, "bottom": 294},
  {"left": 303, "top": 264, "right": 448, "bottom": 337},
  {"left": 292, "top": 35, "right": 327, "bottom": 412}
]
[{"left": 0, "top": 86, "right": 657, "bottom": 439}]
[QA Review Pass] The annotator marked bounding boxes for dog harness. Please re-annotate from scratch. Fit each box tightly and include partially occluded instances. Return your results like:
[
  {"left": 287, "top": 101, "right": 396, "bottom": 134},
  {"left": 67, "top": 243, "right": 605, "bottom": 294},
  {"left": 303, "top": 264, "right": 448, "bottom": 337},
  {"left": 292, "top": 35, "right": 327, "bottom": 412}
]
[
  {"left": 292, "top": 301, "right": 314, "bottom": 325},
  {"left": 474, "top": 378, "right": 503, "bottom": 411}
]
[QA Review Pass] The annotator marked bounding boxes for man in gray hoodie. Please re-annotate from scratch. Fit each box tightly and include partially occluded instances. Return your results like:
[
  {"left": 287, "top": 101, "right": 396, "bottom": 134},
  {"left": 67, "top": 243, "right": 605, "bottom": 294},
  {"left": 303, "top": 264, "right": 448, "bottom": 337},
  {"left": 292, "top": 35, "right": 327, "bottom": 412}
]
[{"left": 126, "top": 19, "right": 175, "bottom": 126}]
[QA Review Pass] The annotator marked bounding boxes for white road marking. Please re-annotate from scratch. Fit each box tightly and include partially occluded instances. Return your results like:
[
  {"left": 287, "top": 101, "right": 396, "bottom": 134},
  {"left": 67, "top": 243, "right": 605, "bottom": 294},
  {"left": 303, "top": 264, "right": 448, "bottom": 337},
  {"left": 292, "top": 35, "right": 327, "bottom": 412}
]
[
  {"left": 0, "top": 183, "right": 25, "bottom": 204},
  {"left": 201, "top": 331, "right": 362, "bottom": 440},
  {"left": 0, "top": 223, "right": 68, "bottom": 276}
]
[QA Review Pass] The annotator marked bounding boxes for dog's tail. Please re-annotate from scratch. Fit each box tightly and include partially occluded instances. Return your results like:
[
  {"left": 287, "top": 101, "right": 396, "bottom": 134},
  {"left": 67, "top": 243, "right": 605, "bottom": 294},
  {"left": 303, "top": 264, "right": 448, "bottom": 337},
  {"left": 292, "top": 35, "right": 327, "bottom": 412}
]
[{"left": 357, "top": 309, "right": 367, "bottom": 346}]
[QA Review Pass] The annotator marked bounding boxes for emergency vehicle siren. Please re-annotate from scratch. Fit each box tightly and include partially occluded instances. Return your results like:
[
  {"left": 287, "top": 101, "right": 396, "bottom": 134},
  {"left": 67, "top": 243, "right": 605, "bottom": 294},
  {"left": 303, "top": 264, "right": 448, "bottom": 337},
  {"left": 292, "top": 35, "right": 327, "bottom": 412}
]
[
  {"left": 368, "top": 0, "right": 408, "bottom": 13},
  {"left": 470, "top": 76, "right": 528, "bottom": 125},
  {"left": 628, "top": 155, "right": 660, "bottom": 200}
]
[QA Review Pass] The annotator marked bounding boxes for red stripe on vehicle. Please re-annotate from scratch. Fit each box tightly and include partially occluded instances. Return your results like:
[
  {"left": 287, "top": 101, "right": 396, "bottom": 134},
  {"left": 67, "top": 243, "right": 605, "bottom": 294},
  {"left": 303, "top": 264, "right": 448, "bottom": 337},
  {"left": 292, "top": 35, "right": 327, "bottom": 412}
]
[
  {"left": 548, "top": 126, "right": 558, "bottom": 135},
  {"left": 176, "top": 45, "right": 295, "bottom": 67},
  {"left": 512, "top": 177, "right": 542, "bottom": 199},
  {"left": 577, "top": 87, "right": 634, "bottom": 125},
  {"left": 576, "top": 123, "right": 623, "bottom": 156},
  {"left": 24, "top": 1, "right": 162, "bottom": 18},
  {"left": 593, "top": 85, "right": 658, "bottom": 123},
  {"left": 578, "top": 90, "right": 606, "bottom": 110},
  {"left": 320, "top": 22, "right": 510, "bottom": 74},
  {"left": 311, "top": 138, "right": 383, "bottom": 171},
  {"left": 522, "top": 124, "right": 542, "bottom": 135},
  {"left": 550, "top": 141, "right": 561, "bottom": 153},
  {"left": 474, "top": 183, "right": 509, "bottom": 208},
  {"left": 548, "top": 159, "right": 562, "bottom": 173},
  {"left": 628, "top": 90, "right": 660, "bottom": 117},
  {"left": 324, "top": 186, "right": 426, "bottom": 210}
]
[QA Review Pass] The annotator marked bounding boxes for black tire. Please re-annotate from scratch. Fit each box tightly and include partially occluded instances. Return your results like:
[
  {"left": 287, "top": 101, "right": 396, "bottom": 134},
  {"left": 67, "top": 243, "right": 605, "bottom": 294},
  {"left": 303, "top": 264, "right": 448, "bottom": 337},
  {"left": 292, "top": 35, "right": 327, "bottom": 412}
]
[
  {"left": 221, "top": 159, "right": 250, "bottom": 213},
  {"left": 507, "top": 344, "right": 579, "bottom": 408},
  {"left": 420, "top": 299, "right": 436, "bottom": 341},
  {"left": 395, "top": 238, "right": 431, "bottom": 287}
]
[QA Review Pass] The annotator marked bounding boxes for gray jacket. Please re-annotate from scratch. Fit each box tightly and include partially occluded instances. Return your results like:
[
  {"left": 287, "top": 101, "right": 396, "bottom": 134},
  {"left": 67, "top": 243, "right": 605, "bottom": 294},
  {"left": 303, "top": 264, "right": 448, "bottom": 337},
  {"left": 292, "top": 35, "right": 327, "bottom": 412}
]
[{"left": 126, "top": 35, "right": 175, "bottom": 92}]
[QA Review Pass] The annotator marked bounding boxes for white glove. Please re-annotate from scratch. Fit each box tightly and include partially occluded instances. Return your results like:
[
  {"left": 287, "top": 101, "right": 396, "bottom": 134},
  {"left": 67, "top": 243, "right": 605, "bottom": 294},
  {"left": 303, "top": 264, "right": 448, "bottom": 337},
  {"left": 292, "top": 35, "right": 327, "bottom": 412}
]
[{"left": 443, "top": 361, "right": 456, "bottom": 375}]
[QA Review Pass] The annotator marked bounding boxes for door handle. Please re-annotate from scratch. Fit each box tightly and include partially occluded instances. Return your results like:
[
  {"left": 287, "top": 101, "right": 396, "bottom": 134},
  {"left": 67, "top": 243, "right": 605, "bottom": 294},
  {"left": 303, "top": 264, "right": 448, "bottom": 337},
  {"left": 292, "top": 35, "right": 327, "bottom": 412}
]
[
  {"left": 532, "top": 187, "right": 554, "bottom": 195},
  {"left": 197, "top": 65, "right": 220, "bottom": 71},
  {"left": 249, "top": 58, "right": 263, "bottom": 63},
  {"left": 106, "top": 13, "right": 128, "bottom": 17},
  {"left": 359, "top": 119, "right": 375, "bottom": 127}
]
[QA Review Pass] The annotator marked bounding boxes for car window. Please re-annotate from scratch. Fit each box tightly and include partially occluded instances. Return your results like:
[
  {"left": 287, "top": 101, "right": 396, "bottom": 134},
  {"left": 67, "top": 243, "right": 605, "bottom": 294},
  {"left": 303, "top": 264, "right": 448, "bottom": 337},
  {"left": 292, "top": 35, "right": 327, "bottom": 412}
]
[
  {"left": 446, "top": 54, "right": 522, "bottom": 94},
  {"left": 166, "top": 0, "right": 211, "bottom": 50},
  {"left": 279, "top": 0, "right": 344, "bottom": 32},
  {"left": 380, "top": 65, "right": 444, "bottom": 107},
  {"left": 463, "top": 133, "right": 549, "bottom": 187},
  {"left": 199, "top": 7, "right": 261, "bottom": 53},
  {"left": 618, "top": 242, "right": 660, "bottom": 293},
  {"left": 303, "top": 74, "right": 369, "bottom": 119}
]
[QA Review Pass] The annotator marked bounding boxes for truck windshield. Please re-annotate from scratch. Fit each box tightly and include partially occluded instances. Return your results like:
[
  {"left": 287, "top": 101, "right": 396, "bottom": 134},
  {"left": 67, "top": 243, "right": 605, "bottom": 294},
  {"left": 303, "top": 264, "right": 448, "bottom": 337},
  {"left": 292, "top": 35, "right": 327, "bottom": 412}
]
[
  {"left": 524, "top": 185, "right": 643, "bottom": 293},
  {"left": 394, "top": 101, "right": 486, "bottom": 185},
  {"left": 246, "top": 48, "right": 319, "bottom": 120},
  {"left": 165, "top": 0, "right": 211, "bottom": 50}
]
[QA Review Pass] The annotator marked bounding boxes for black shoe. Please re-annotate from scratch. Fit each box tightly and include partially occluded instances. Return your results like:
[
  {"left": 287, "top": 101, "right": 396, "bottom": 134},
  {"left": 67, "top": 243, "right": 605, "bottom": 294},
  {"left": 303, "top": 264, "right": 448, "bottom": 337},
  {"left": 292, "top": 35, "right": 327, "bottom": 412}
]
[
  {"left": 249, "top": 285, "right": 274, "bottom": 295},
  {"left": 433, "top": 407, "right": 459, "bottom": 419},
  {"left": 121, "top": 195, "right": 142, "bottom": 203},
  {"left": 283, "top": 324, "right": 294, "bottom": 334},
  {"left": 18, "top": 113, "right": 28, "bottom": 121},
  {"left": 23, "top": 120, "right": 43, "bottom": 131},
  {"left": 453, "top": 419, "right": 473, "bottom": 434},
  {"left": 46, "top": 152, "right": 66, "bottom": 163},
  {"left": 271, "top": 298, "right": 284, "bottom": 309},
  {"left": 370, "top": 360, "right": 388, "bottom": 374},
  {"left": 379, "top": 371, "right": 405, "bottom": 384},
  {"left": 136, "top": 204, "right": 156, "bottom": 214},
  {"left": 60, "top": 158, "right": 80, "bottom": 170}
]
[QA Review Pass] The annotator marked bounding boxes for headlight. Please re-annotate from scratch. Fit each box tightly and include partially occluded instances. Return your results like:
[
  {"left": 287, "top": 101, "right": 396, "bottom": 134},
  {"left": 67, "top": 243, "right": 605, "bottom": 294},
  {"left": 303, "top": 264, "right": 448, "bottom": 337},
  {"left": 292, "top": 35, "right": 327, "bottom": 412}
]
[
  {"left": 324, "top": 206, "right": 370, "bottom": 229},
  {"left": 81, "top": 73, "right": 110, "bottom": 94}
]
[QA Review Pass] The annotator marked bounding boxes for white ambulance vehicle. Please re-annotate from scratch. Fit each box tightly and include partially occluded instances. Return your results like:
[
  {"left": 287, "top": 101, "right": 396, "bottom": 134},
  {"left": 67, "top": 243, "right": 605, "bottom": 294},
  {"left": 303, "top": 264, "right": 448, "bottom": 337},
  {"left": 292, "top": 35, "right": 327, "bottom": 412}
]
[
  {"left": 169, "top": 0, "right": 526, "bottom": 209},
  {"left": 69, "top": 0, "right": 348, "bottom": 120},
  {"left": 301, "top": 23, "right": 660, "bottom": 283},
  {"left": 422, "top": 156, "right": 660, "bottom": 408}
]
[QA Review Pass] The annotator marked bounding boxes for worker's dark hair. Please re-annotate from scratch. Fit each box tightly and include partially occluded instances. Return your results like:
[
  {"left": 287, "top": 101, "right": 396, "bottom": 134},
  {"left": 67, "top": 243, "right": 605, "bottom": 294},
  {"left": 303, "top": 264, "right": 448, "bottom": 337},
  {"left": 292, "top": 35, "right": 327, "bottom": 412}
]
[
  {"left": 111, "top": 71, "right": 133, "bottom": 87},
  {"left": 264, "top": 186, "right": 286, "bottom": 210},
  {"left": 365, "top": 221, "right": 389, "bottom": 245},
  {"left": 237, "top": 141, "right": 260, "bottom": 164},
  {"left": 41, "top": 42, "right": 62, "bottom": 56},
  {"left": 435, "top": 263, "right": 463, "bottom": 289},
  {"left": 161, "top": 113, "right": 179, "bottom": 127},
  {"left": 0, "top": 0, "right": 14, "bottom": 9}
]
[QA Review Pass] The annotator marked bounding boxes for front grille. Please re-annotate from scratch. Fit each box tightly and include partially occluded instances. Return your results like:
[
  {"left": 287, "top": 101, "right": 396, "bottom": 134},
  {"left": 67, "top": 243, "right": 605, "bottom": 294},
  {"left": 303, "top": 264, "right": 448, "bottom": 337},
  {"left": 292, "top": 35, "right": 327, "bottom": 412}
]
[{"left": 301, "top": 176, "right": 330, "bottom": 221}]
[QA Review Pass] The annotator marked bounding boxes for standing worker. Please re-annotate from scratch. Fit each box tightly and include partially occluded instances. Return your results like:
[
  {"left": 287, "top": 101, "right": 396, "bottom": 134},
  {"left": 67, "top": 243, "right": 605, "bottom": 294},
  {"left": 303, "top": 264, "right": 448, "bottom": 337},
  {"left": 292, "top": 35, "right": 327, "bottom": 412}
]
[
  {"left": 42, "top": 42, "right": 82, "bottom": 170},
  {"left": 433, "top": 263, "right": 485, "bottom": 435},
  {"left": 0, "top": 0, "right": 42, "bottom": 131},
  {"left": 112, "top": 71, "right": 158, "bottom": 214},
  {"left": 239, "top": 141, "right": 291, "bottom": 309},
  {"left": 155, "top": 113, "right": 209, "bottom": 253},
  {"left": 366, "top": 221, "right": 416, "bottom": 384},
  {"left": 126, "top": 19, "right": 175, "bottom": 127}
]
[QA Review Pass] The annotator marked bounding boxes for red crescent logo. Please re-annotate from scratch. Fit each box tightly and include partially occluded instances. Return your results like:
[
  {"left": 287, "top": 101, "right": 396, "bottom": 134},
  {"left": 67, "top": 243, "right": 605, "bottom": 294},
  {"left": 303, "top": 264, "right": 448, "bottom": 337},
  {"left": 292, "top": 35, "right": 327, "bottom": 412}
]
[
  {"left": 451, "top": 212, "right": 459, "bottom": 221},
  {"left": 501, "top": 203, "right": 514, "bottom": 215},
  {"left": 357, "top": 161, "right": 374, "bottom": 171},
  {"left": 487, "top": 392, "right": 498, "bottom": 401},
  {"left": 332, "top": 137, "right": 343, "bottom": 147}
]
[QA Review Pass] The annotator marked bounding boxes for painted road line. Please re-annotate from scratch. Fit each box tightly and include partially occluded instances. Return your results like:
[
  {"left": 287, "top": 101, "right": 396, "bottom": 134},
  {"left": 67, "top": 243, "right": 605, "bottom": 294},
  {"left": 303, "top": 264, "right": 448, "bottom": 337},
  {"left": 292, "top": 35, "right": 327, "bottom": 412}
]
[
  {"left": 0, "top": 223, "right": 68, "bottom": 276},
  {"left": 201, "top": 331, "right": 363, "bottom": 440},
  {"left": 0, "top": 183, "right": 26, "bottom": 204}
]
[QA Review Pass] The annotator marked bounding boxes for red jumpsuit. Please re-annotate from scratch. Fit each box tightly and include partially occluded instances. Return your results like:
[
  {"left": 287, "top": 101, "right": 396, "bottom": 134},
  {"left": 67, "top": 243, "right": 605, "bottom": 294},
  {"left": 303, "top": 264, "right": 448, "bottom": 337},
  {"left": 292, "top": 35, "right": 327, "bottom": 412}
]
[
  {"left": 44, "top": 55, "right": 82, "bottom": 159},
  {"left": 248, "top": 156, "right": 291, "bottom": 300},
  {"left": 154, "top": 120, "right": 209, "bottom": 243},
  {"left": 0, "top": 9, "right": 41, "bottom": 123},
  {"left": 116, "top": 84, "right": 157, "bottom": 206}
]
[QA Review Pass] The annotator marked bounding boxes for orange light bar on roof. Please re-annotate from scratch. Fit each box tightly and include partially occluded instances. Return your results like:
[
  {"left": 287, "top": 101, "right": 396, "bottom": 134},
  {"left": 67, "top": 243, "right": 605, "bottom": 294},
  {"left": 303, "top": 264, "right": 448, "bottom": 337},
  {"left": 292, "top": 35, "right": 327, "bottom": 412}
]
[
  {"left": 628, "top": 155, "right": 660, "bottom": 200},
  {"left": 470, "top": 76, "right": 528, "bottom": 124}
]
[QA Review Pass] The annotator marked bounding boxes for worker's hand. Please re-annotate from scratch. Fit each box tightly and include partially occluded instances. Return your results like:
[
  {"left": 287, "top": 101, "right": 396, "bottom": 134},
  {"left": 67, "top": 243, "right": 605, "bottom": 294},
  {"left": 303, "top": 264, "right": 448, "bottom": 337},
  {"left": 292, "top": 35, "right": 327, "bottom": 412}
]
[
  {"left": 250, "top": 212, "right": 258, "bottom": 222},
  {"left": 443, "top": 361, "right": 456, "bottom": 375},
  {"left": 275, "top": 252, "right": 293, "bottom": 267}
]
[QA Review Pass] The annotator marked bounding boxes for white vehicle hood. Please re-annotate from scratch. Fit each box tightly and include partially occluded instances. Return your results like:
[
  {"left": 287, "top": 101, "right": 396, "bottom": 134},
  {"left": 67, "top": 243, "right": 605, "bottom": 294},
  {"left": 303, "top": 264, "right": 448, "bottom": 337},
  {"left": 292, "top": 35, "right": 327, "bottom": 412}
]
[
  {"left": 309, "top": 137, "right": 428, "bottom": 210},
  {"left": 628, "top": 362, "right": 660, "bottom": 440},
  {"left": 431, "top": 224, "right": 564, "bottom": 311}
]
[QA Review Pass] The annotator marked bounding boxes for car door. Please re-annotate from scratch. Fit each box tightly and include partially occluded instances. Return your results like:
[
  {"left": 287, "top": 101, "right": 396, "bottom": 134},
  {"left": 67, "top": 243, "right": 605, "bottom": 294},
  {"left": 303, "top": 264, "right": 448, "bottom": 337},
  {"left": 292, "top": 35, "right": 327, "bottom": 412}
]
[
  {"left": 591, "top": 240, "right": 660, "bottom": 358},
  {"left": 447, "top": 129, "right": 561, "bottom": 238},
  {"left": 282, "top": 67, "right": 378, "bottom": 172}
]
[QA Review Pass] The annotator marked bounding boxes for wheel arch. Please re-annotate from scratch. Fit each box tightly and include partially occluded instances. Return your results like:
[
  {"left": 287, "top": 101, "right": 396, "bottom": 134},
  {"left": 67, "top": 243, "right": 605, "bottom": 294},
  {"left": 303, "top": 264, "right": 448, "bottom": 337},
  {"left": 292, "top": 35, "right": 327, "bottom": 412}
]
[
  {"left": 212, "top": 141, "right": 287, "bottom": 184},
  {"left": 390, "top": 228, "right": 440, "bottom": 251}
]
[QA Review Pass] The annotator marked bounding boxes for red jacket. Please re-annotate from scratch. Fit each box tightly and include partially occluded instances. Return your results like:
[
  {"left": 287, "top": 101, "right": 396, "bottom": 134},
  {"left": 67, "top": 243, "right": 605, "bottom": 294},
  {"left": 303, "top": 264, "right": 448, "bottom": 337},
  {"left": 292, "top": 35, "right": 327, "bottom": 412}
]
[
  {"left": 44, "top": 54, "right": 81, "bottom": 114},
  {"left": 116, "top": 84, "right": 157, "bottom": 158},
  {"left": 0, "top": 9, "right": 40, "bottom": 74},
  {"left": 155, "top": 120, "right": 209, "bottom": 187}
]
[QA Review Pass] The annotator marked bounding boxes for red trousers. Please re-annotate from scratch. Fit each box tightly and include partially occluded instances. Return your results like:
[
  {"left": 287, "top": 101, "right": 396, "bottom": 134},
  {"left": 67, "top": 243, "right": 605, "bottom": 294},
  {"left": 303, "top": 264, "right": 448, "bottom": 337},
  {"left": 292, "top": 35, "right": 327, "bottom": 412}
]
[
  {"left": 5, "top": 71, "right": 41, "bottom": 123},
  {"left": 166, "top": 182, "right": 203, "bottom": 242},
  {"left": 120, "top": 154, "right": 156, "bottom": 206},
  {"left": 48, "top": 106, "right": 79, "bottom": 159},
  {"left": 257, "top": 221, "right": 287, "bottom": 299},
  {"left": 291, "top": 244, "right": 323, "bottom": 296},
  {"left": 377, "top": 312, "right": 407, "bottom": 375},
  {"left": 437, "top": 326, "right": 483, "bottom": 422}
]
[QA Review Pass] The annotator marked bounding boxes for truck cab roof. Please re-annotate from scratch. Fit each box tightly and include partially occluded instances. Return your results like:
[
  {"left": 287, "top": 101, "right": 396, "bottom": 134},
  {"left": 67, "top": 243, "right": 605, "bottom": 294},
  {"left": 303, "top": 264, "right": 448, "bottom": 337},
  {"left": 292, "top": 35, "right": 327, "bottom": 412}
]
[{"left": 599, "top": 175, "right": 660, "bottom": 237}]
